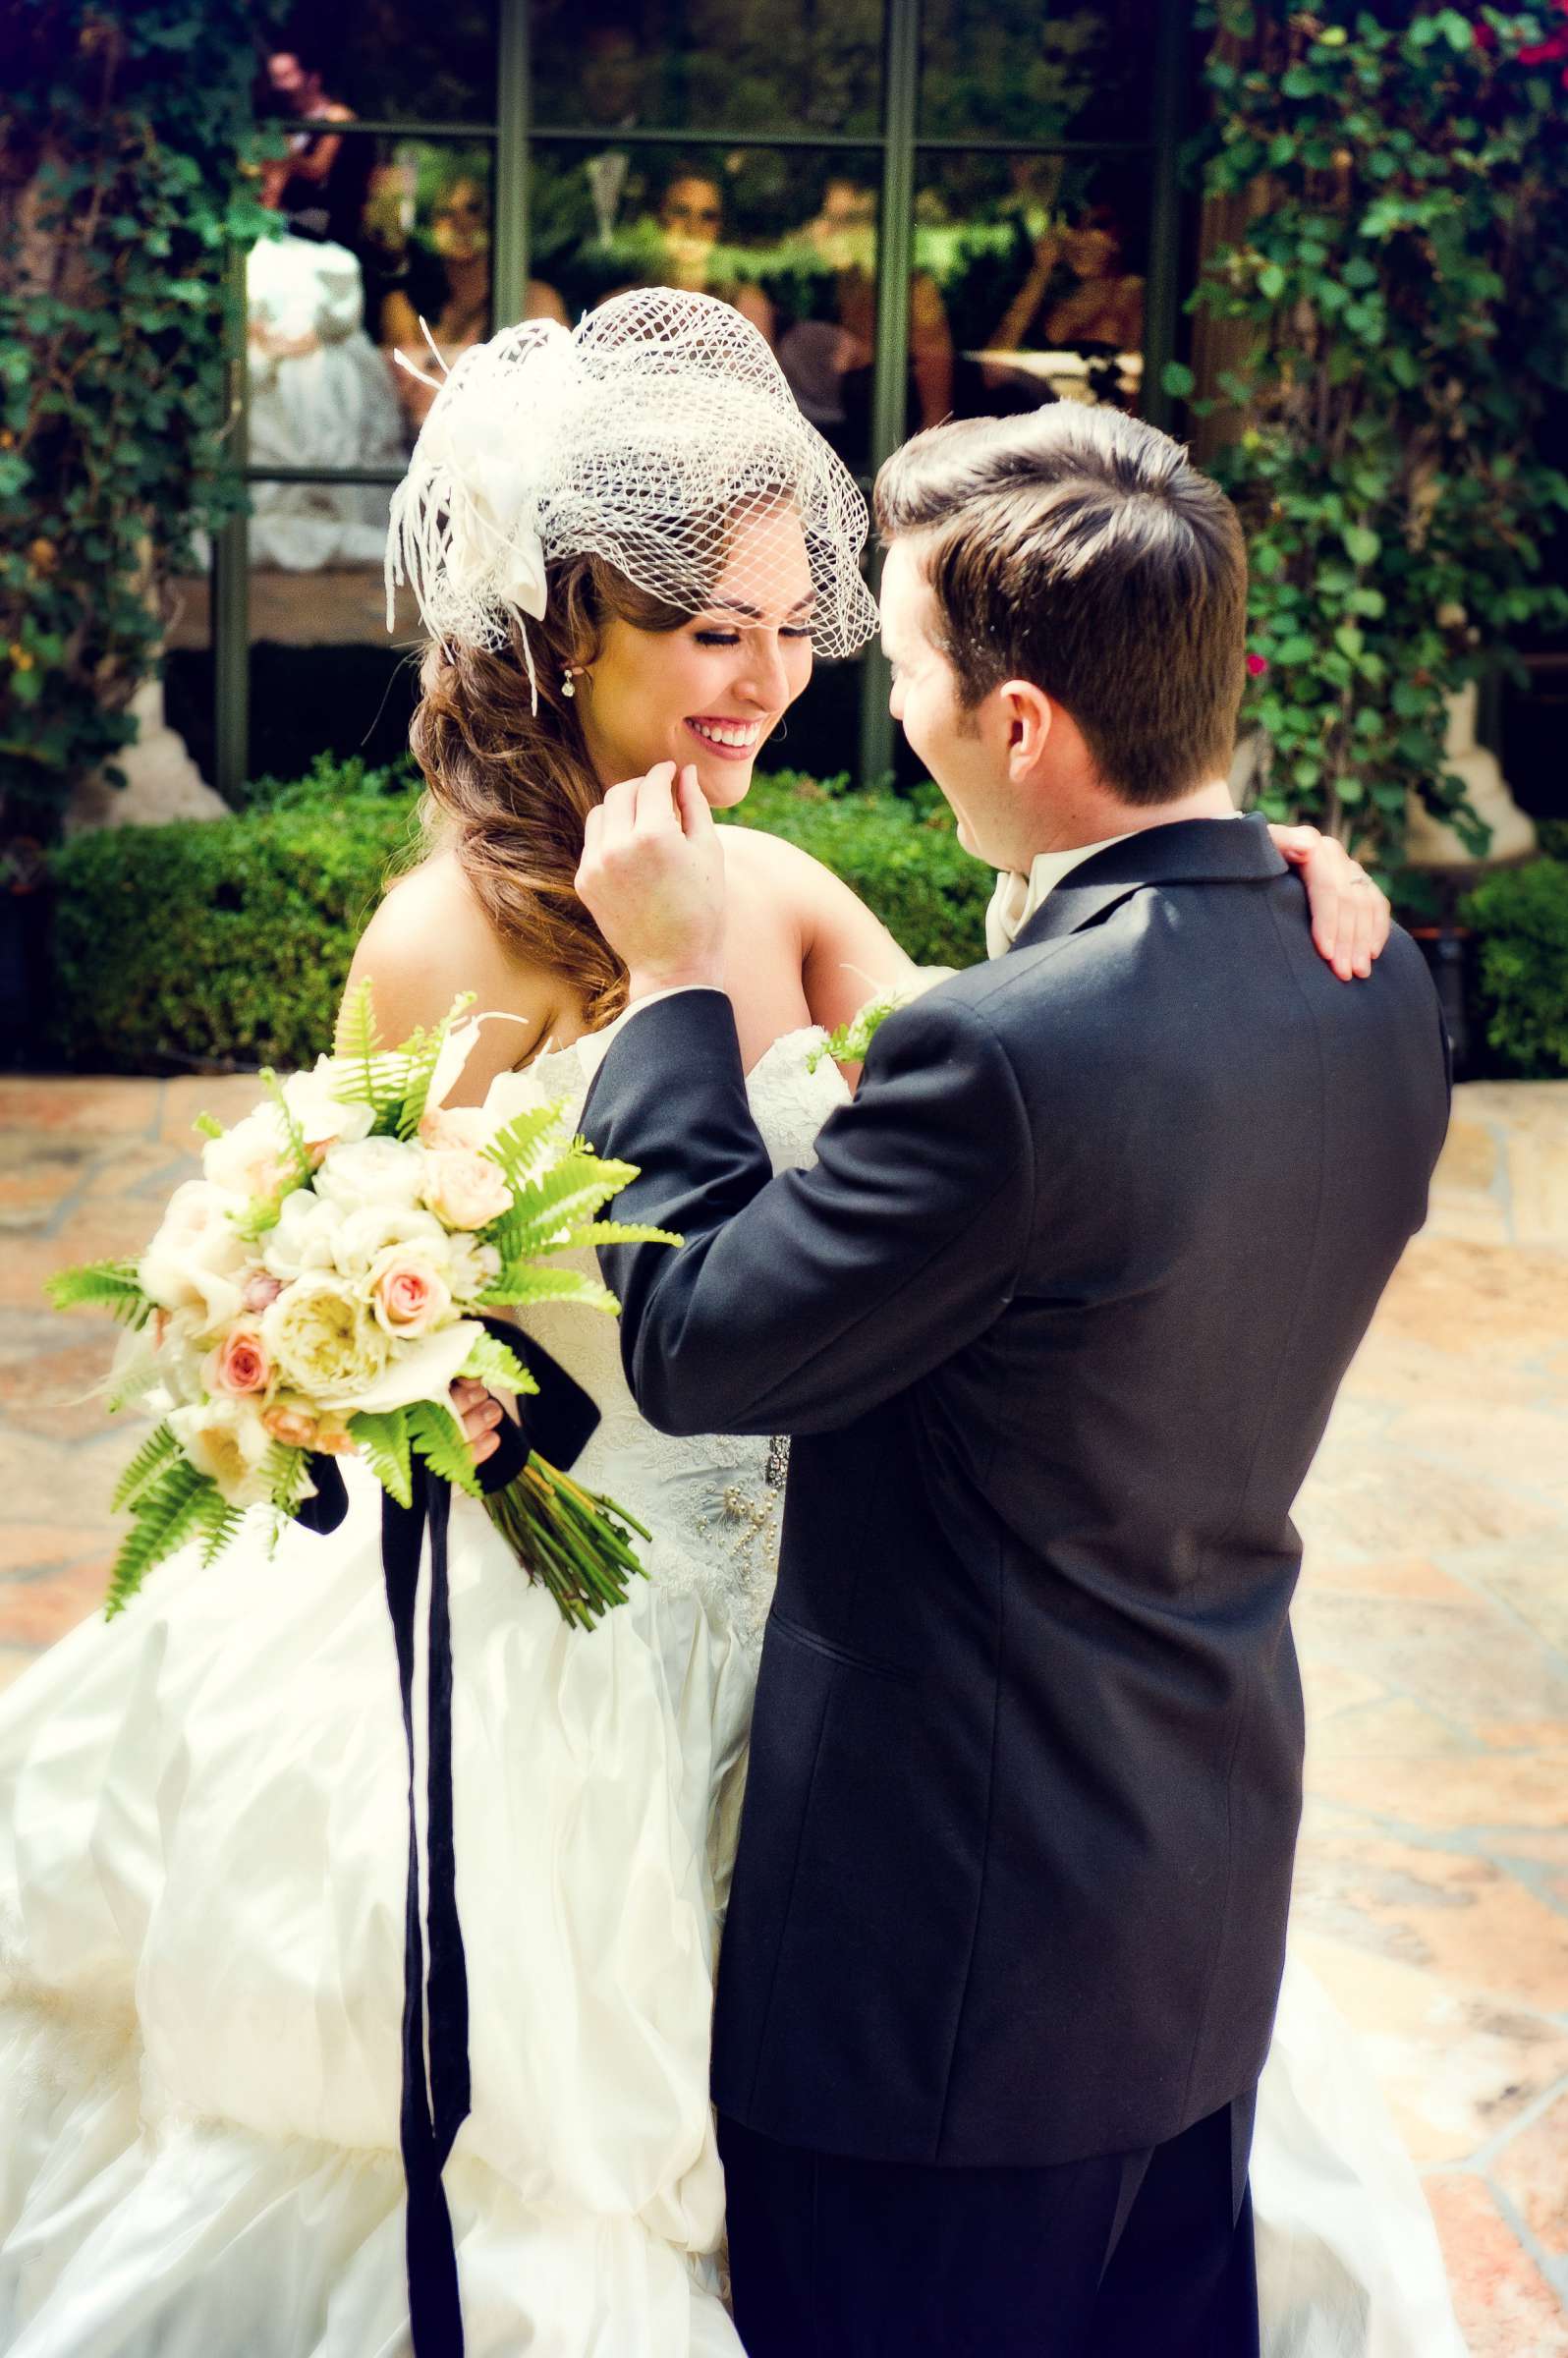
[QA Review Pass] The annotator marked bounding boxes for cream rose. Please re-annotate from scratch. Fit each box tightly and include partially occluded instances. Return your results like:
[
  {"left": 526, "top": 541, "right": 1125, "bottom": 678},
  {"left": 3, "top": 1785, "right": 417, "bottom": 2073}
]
[
  {"left": 260, "top": 1188, "right": 340, "bottom": 1283},
  {"left": 260, "top": 1271, "right": 389, "bottom": 1400},
  {"left": 330, "top": 1204, "right": 450, "bottom": 1279},
  {"left": 168, "top": 1395, "right": 274, "bottom": 1508},
  {"left": 365, "top": 1246, "right": 453, "bottom": 1339},
  {"left": 420, "top": 1105, "right": 493, "bottom": 1152},
  {"left": 204, "top": 1319, "right": 272, "bottom": 1397},
  {"left": 312, "top": 1137, "right": 426, "bottom": 1215},
  {"left": 200, "top": 1108, "right": 293, "bottom": 1202},
  {"left": 421, "top": 1149, "right": 512, "bottom": 1232},
  {"left": 140, "top": 1180, "right": 251, "bottom": 1333},
  {"left": 446, "top": 1234, "right": 502, "bottom": 1299}
]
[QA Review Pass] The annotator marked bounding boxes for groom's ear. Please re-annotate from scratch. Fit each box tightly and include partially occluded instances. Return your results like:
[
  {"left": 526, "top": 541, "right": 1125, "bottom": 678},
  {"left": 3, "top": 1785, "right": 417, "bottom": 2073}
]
[{"left": 999, "top": 678, "right": 1053, "bottom": 778}]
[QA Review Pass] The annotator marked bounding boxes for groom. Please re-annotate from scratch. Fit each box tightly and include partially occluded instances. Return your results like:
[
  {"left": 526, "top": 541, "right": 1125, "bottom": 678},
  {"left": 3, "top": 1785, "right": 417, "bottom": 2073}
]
[{"left": 574, "top": 406, "right": 1451, "bottom": 2355}]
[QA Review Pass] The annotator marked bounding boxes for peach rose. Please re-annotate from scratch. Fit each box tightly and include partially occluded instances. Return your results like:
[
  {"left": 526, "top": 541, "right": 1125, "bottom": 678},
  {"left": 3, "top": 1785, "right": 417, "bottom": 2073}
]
[
  {"left": 366, "top": 1248, "right": 453, "bottom": 1339},
  {"left": 206, "top": 1319, "right": 271, "bottom": 1397},
  {"left": 421, "top": 1149, "right": 512, "bottom": 1232},
  {"left": 261, "top": 1401, "right": 357, "bottom": 1454},
  {"left": 420, "top": 1106, "right": 491, "bottom": 1152}
]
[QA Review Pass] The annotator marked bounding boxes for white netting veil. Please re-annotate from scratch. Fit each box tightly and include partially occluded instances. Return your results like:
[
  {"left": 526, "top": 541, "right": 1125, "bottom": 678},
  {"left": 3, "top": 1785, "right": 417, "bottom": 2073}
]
[{"left": 385, "top": 288, "right": 879, "bottom": 697}]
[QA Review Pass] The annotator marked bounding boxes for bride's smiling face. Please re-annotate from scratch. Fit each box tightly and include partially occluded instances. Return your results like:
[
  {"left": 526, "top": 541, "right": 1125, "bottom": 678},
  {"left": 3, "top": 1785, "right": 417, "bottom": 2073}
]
[{"left": 575, "top": 504, "right": 816, "bottom": 811}]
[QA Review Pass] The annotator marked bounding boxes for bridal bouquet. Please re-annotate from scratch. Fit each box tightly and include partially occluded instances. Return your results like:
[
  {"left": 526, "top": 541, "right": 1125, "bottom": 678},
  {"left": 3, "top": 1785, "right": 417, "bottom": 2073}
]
[{"left": 48, "top": 986, "right": 677, "bottom": 1627}]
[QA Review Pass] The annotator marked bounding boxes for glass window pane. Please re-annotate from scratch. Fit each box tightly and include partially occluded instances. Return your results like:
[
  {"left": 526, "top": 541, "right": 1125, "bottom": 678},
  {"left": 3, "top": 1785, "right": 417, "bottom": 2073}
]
[
  {"left": 915, "top": 155, "right": 1152, "bottom": 430},
  {"left": 920, "top": 1, "right": 1156, "bottom": 144},
  {"left": 258, "top": 6, "right": 496, "bottom": 128},
  {"left": 531, "top": 0, "right": 880, "bottom": 138},
  {"left": 530, "top": 141, "right": 882, "bottom": 473},
  {"left": 164, "top": 556, "right": 215, "bottom": 788},
  {"left": 245, "top": 555, "right": 422, "bottom": 784}
]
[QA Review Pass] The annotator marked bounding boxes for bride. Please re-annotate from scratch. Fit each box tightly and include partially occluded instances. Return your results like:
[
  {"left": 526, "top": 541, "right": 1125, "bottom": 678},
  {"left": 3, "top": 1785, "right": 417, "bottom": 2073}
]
[{"left": 0, "top": 294, "right": 1461, "bottom": 2358}]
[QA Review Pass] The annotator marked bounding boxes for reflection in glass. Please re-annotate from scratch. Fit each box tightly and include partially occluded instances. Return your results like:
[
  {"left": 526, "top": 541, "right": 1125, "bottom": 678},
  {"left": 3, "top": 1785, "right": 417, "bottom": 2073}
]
[
  {"left": 530, "top": 0, "right": 880, "bottom": 138},
  {"left": 249, "top": 560, "right": 422, "bottom": 782},
  {"left": 260, "top": 4, "right": 497, "bottom": 130},
  {"left": 530, "top": 143, "right": 886, "bottom": 468},
  {"left": 246, "top": 238, "right": 404, "bottom": 570},
  {"left": 920, "top": 0, "right": 1154, "bottom": 143},
  {"left": 916, "top": 156, "right": 1151, "bottom": 425}
]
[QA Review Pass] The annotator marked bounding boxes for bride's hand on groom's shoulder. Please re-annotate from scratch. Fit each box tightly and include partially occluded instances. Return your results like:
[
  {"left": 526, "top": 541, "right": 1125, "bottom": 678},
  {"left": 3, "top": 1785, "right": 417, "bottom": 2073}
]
[
  {"left": 1266, "top": 822, "right": 1391, "bottom": 982},
  {"left": 576, "top": 762, "right": 728, "bottom": 1004}
]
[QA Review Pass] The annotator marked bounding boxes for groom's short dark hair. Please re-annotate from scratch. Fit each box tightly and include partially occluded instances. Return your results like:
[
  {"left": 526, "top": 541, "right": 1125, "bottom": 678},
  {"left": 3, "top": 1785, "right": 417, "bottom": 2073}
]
[{"left": 874, "top": 407, "right": 1248, "bottom": 807}]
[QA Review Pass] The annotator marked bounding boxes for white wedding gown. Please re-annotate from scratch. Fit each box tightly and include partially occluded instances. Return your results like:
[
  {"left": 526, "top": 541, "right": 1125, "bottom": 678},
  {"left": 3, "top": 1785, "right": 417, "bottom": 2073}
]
[{"left": 0, "top": 1031, "right": 1465, "bottom": 2358}]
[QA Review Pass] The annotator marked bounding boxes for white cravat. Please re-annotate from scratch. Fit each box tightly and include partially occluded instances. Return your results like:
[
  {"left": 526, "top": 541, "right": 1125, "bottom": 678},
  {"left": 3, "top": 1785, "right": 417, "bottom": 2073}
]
[{"left": 984, "top": 834, "right": 1135, "bottom": 960}]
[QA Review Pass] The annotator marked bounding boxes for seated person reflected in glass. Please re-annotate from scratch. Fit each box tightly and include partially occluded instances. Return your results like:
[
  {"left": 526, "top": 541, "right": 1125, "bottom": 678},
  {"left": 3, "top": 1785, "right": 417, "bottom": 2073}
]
[
  {"left": 258, "top": 40, "right": 371, "bottom": 254},
  {"left": 982, "top": 203, "right": 1145, "bottom": 409},
  {"left": 623, "top": 166, "right": 774, "bottom": 345},
  {"left": 383, "top": 166, "right": 568, "bottom": 434},
  {"left": 778, "top": 176, "right": 953, "bottom": 469}
]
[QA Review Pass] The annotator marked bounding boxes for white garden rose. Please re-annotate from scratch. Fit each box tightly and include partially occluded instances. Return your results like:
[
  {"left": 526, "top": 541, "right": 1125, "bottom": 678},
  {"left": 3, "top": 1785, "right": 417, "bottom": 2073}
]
[
  {"left": 331, "top": 1203, "right": 451, "bottom": 1279},
  {"left": 200, "top": 1108, "right": 295, "bottom": 1203},
  {"left": 312, "top": 1137, "right": 426, "bottom": 1215},
  {"left": 140, "top": 1180, "right": 251, "bottom": 1333},
  {"left": 168, "top": 1394, "right": 275, "bottom": 1508},
  {"left": 260, "top": 1187, "right": 340, "bottom": 1283},
  {"left": 260, "top": 1270, "right": 389, "bottom": 1400},
  {"left": 446, "top": 1234, "right": 502, "bottom": 1299},
  {"left": 281, "top": 1057, "right": 376, "bottom": 1154}
]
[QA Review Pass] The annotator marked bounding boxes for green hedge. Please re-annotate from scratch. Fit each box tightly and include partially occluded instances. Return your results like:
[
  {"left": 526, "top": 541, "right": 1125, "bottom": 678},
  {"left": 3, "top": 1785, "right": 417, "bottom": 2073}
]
[
  {"left": 1462, "top": 857, "right": 1568, "bottom": 1081},
  {"left": 48, "top": 761, "right": 990, "bottom": 1073}
]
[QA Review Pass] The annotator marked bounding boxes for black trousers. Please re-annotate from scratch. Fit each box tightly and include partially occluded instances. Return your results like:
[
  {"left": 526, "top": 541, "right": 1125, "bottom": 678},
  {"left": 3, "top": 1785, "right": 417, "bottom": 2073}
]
[{"left": 718, "top": 2093, "right": 1260, "bottom": 2358}]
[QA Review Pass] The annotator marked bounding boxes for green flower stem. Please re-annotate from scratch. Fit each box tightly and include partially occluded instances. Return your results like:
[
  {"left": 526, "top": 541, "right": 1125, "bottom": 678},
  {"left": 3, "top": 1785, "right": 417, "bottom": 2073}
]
[{"left": 482, "top": 1453, "right": 652, "bottom": 1628}]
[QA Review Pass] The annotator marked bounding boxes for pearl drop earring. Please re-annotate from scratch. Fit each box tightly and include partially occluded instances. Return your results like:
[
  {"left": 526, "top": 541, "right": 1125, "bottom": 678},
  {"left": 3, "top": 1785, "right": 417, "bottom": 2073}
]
[{"left": 561, "top": 668, "right": 577, "bottom": 699}]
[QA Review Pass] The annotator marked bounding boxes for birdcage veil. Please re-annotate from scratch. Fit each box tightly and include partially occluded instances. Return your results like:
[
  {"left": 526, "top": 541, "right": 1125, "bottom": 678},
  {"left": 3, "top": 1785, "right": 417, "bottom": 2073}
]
[{"left": 385, "top": 287, "right": 879, "bottom": 703}]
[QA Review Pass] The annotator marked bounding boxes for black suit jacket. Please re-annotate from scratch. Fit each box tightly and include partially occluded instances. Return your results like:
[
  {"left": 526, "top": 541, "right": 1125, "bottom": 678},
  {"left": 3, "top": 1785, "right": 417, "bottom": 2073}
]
[{"left": 582, "top": 817, "right": 1450, "bottom": 2168}]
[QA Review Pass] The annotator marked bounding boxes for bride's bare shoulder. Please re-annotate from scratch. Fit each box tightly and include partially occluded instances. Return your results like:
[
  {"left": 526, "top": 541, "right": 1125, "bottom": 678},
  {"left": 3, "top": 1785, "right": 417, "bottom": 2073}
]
[{"left": 345, "top": 851, "right": 561, "bottom": 1079}]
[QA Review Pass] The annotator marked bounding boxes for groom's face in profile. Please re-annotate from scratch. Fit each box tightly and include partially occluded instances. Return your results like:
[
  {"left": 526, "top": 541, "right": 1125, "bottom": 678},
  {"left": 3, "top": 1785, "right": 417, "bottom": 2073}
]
[{"left": 880, "top": 536, "right": 1018, "bottom": 869}]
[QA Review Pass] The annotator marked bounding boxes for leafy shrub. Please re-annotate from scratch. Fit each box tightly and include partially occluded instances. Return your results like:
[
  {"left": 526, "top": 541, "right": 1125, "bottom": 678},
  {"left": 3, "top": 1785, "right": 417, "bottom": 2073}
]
[
  {"left": 48, "top": 782, "right": 422, "bottom": 1073},
  {"left": 47, "top": 761, "right": 990, "bottom": 1072},
  {"left": 1461, "top": 859, "right": 1568, "bottom": 1078}
]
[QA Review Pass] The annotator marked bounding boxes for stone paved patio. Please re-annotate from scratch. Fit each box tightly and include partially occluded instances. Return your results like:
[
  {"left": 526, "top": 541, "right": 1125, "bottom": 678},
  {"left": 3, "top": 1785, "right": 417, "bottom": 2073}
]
[{"left": 4, "top": 1072, "right": 1568, "bottom": 2353}]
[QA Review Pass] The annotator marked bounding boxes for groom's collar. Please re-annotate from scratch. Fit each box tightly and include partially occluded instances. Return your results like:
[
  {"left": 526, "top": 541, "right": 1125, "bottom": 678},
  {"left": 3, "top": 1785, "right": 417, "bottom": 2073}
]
[{"left": 1009, "top": 814, "right": 1288, "bottom": 954}]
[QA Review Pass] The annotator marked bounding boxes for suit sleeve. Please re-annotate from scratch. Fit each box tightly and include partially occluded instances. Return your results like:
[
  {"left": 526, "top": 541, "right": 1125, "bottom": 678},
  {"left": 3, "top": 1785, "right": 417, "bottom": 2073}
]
[{"left": 580, "top": 985, "right": 1034, "bottom": 1437}]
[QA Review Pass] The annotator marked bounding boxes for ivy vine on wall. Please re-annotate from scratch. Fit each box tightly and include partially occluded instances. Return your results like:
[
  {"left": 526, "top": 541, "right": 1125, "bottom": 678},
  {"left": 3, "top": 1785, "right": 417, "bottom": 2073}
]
[
  {"left": 0, "top": 0, "right": 278, "bottom": 839},
  {"left": 1183, "top": 3, "right": 1568, "bottom": 875}
]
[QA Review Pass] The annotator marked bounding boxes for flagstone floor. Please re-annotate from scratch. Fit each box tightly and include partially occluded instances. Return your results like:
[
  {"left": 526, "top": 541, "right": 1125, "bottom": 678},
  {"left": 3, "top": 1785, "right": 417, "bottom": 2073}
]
[{"left": 4, "top": 1071, "right": 1568, "bottom": 2353}]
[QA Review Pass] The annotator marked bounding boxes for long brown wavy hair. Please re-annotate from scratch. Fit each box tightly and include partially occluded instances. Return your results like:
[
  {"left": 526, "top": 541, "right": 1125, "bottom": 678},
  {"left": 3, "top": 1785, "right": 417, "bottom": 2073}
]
[{"left": 408, "top": 556, "right": 694, "bottom": 1034}]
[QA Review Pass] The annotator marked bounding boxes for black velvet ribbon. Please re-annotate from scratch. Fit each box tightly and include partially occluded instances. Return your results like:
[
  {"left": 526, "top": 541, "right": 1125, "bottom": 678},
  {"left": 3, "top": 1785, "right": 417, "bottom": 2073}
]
[
  {"left": 293, "top": 1331, "right": 600, "bottom": 2354},
  {"left": 383, "top": 1463, "right": 470, "bottom": 2358}
]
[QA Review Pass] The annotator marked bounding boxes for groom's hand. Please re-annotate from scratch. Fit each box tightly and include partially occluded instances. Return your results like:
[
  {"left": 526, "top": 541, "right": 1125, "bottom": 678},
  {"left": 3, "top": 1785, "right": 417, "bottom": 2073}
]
[{"left": 576, "top": 761, "right": 727, "bottom": 1002}]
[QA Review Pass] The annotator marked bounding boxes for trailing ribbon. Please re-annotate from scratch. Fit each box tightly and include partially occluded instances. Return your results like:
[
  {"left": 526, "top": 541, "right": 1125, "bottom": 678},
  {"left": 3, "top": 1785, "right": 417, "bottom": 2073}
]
[{"left": 383, "top": 1464, "right": 471, "bottom": 2358}]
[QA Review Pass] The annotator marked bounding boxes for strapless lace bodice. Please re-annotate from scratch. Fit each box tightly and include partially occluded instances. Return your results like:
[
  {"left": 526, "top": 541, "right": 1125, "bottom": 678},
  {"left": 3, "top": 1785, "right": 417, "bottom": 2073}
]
[{"left": 484, "top": 1021, "right": 850, "bottom": 1647}]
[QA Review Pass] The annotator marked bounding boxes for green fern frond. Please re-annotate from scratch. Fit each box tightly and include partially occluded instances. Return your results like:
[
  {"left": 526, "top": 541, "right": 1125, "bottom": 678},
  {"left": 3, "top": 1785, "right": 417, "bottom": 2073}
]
[
  {"left": 105, "top": 1344, "right": 164, "bottom": 1415},
  {"left": 349, "top": 1407, "right": 414, "bottom": 1508},
  {"left": 47, "top": 1260, "right": 152, "bottom": 1326},
  {"left": 111, "top": 1420, "right": 180, "bottom": 1511},
  {"left": 395, "top": 992, "right": 477, "bottom": 1140},
  {"left": 105, "top": 1460, "right": 210, "bottom": 1617},
  {"left": 193, "top": 1112, "right": 226, "bottom": 1142},
  {"left": 258, "top": 1067, "right": 314, "bottom": 1190},
  {"left": 408, "top": 1399, "right": 484, "bottom": 1500},
  {"left": 196, "top": 1490, "right": 246, "bottom": 1569},
  {"left": 331, "top": 982, "right": 406, "bottom": 1121},
  {"left": 457, "top": 1328, "right": 537, "bottom": 1397},
  {"left": 810, "top": 996, "right": 896, "bottom": 1071},
  {"left": 476, "top": 1265, "right": 621, "bottom": 1317},
  {"left": 265, "top": 1443, "right": 314, "bottom": 1515},
  {"left": 481, "top": 1101, "right": 567, "bottom": 1190},
  {"left": 490, "top": 1151, "right": 639, "bottom": 1262}
]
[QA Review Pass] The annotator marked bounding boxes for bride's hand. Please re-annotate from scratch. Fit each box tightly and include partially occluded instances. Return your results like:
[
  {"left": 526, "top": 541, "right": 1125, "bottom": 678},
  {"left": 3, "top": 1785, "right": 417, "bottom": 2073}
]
[
  {"left": 1267, "top": 822, "right": 1390, "bottom": 982},
  {"left": 452, "top": 1376, "right": 505, "bottom": 1467},
  {"left": 576, "top": 762, "right": 727, "bottom": 1001}
]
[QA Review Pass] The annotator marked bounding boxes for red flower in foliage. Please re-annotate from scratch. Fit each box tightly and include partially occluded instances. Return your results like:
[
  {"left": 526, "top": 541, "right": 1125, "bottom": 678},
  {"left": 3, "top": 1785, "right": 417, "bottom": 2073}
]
[{"left": 1246, "top": 651, "right": 1269, "bottom": 678}]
